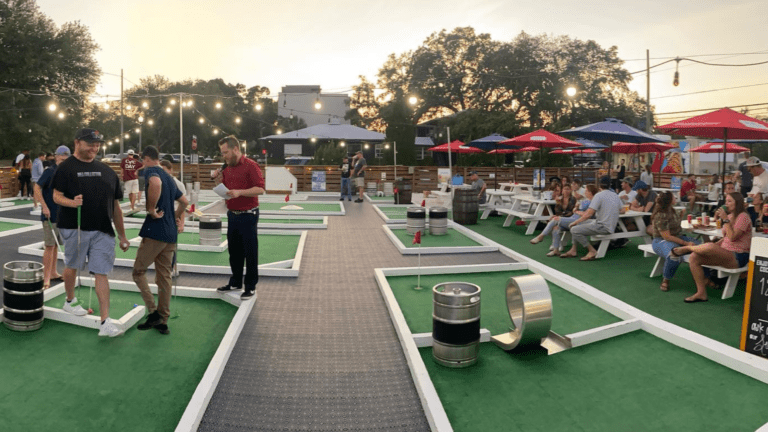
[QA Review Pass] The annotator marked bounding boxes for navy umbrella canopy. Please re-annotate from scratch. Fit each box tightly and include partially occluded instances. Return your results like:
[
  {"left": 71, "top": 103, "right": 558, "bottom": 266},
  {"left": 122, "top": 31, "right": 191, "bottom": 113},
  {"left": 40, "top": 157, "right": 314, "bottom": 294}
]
[
  {"left": 559, "top": 118, "right": 667, "bottom": 144},
  {"left": 467, "top": 133, "right": 510, "bottom": 188},
  {"left": 573, "top": 138, "right": 608, "bottom": 150}
]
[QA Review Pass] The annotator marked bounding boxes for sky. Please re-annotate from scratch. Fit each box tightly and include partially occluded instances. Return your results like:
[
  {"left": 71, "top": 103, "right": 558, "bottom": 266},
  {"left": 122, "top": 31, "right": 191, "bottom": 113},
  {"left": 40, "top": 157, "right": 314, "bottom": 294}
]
[{"left": 35, "top": 0, "right": 768, "bottom": 124}]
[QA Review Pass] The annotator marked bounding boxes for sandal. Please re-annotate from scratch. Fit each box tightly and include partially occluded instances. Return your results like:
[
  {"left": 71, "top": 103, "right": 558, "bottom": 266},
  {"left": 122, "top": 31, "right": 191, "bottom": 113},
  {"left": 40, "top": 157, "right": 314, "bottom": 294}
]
[
  {"left": 530, "top": 236, "right": 543, "bottom": 245},
  {"left": 660, "top": 280, "right": 670, "bottom": 292},
  {"left": 546, "top": 250, "right": 559, "bottom": 257},
  {"left": 42, "top": 283, "right": 50, "bottom": 290}
]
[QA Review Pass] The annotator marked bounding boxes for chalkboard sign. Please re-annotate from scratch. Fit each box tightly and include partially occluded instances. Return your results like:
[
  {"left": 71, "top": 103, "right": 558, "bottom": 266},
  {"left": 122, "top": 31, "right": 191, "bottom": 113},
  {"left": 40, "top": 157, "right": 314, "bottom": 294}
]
[{"left": 741, "top": 255, "right": 768, "bottom": 358}]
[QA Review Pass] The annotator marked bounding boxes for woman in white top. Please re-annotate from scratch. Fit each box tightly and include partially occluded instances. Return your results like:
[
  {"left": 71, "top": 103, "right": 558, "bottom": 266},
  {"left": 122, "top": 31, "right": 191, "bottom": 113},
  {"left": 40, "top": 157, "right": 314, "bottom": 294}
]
[
  {"left": 707, "top": 174, "right": 721, "bottom": 201},
  {"left": 640, "top": 165, "right": 653, "bottom": 187}
]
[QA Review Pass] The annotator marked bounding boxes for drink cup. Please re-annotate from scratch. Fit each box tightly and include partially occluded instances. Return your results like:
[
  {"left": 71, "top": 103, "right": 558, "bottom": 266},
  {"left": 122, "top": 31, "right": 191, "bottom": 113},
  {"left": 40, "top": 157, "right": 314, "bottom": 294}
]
[
  {"left": 716, "top": 219, "right": 722, "bottom": 229},
  {"left": 210, "top": 169, "right": 217, "bottom": 177},
  {"left": 696, "top": 216, "right": 702, "bottom": 225},
  {"left": 687, "top": 214, "right": 692, "bottom": 224},
  {"left": 703, "top": 215, "right": 710, "bottom": 226},
  {"left": 763, "top": 204, "right": 768, "bottom": 214},
  {"left": 623, "top": 204, "right": 630, "bottom": 212}
]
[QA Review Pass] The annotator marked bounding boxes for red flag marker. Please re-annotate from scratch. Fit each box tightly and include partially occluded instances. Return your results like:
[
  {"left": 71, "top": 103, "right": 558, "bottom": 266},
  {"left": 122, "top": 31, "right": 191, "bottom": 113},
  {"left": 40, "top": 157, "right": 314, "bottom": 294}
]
[
  {"left": 421, "top": 200, "right": 426, "bottom": 207},
  {"left": 393, "top": 187, "right": 399, "bottom": 194},
  {"left": 515, "top": 220, "right": 525, "bottom": 226},
  {"left": 412, "top": 230, "right": 421, "bottom": 245},
  {"left": 285, "top": 194, "right": 289, "bottom": 203},
  {"left": 190, "top": 203, "right": 195, "bottom": 213}
]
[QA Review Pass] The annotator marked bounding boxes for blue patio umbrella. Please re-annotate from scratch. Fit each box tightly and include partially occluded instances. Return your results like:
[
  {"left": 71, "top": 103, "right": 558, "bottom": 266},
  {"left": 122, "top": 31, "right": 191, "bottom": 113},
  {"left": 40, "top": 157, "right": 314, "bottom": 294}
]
[
  {"left": 569, "top": 138, "right": 607, "bottom": 183},
  {"left": 467, "top": 133, "right": 510, "bottom": 188},
  {"left": 560, "top": 118, "right": 667, "bottom": 185}
]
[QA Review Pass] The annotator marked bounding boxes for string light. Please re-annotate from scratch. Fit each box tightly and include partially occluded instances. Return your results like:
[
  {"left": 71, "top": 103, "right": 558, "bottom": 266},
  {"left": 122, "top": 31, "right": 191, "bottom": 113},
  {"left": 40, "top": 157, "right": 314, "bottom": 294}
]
[
  {"left": 124, "top": 133, "right": 129, "bottom": 139},
  {"left": 134, "top": 128, "right": 140, "bottom": 133},
  {"left": 187, "top": 100, "right": 193, "bottom": 107},
  {"left": 126, "top": 104, "right": 132, "bottom": 110},
  {"left": 340, "top": 141, "right": 346, "bottom": 147},
  {"left": 276, "top": 128, "right": 283, "bottom": 134},
  {"left": 170, "top": 99, "right": 176, "bottom": 105},
  {"left": 310, "top": 136, "right": 317, "bottom": 143},
  {"left": 147, "top": 119, "right": 154, "bottom": 125},
  {"left": 165, "top": 107, "right": 172, "bottom": 113},
  {"left": 215, "top": 102, "right": 222, "bottom": 109},
  {"left": 408, "top": 96, "right": 418, "bottom": 105},
  {"left": 213, "top": 128, "right": 219, "bottom": 135},
  {"left": 364, "top": 144, "right": 369, "bottom": 149},
  {"left": 138, "top": 115, "right": 144, "bottom": 123},
  {"left": 255, "top": 103, "right": 262, "bottom": 111},
  {"left": 57, "top": 112, "right": 64, "bottom": 119},
  {"left": 48, "top": 103, "right": 56, "bottom": 111},
  {"left": 314, "top": 100, "right": 322, "bottom": 110},
  {"left": 199, "top": 117, "right": 205, "bottom": 124},
  {"left": 142, "top": 101, "right": 148, "bottom": 108},
  {"left": 566, "top": 86, "right": 577, "bottom": 97},
  {"left": 235, "top": 117, "right": 241, "bottom": 124}
]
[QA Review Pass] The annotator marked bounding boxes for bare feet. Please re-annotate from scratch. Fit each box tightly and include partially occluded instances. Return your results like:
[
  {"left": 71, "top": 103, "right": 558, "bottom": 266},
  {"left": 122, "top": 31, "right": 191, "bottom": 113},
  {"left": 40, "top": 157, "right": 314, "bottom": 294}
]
[
  {"left": 684, "top": 295, "right": 708, "bottom": 303},
  {"left": 530, "top": 235, "right": 543, "bottom": 245},
  {"left": 580, "top": 253, "right": 597, "bottom": 261},
  {"left": 546, "top": 250, "right": 559, "bottom": 257},
  {"left": 560, "top": 251, "right": 577, "bottom": 258}
]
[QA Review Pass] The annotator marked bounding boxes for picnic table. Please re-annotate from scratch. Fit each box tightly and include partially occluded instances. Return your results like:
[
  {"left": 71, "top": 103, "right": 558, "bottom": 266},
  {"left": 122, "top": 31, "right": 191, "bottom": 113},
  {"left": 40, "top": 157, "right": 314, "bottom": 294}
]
[
  {"left": 480, "top": 189, "right": 517, "bottom": 219},
  {"left": 498, "top": 182, "right": 534, "bottom": 195},
  {"left": 585, "top": 210, "right": 652, "bottom": 259},
  {"left": 498, "top": 195, "right": 556, "bottom": 235}
]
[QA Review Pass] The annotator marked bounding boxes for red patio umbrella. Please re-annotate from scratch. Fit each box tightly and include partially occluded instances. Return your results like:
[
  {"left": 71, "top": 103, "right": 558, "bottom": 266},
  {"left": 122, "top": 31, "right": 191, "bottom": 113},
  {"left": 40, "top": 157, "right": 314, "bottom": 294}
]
[
  {"left": 658, "top": 108, "right": 768, "bottom": 199},
  {"left": 691, "top": 142, "right": 750, "bottom": 154},
  {"left": 428, "top": 140, "right": 485, "bottom": 153},
  {"left": 550, "top": 149, "right": 599, "bottom": 154},
  {"left": 499, "top": 129, "right": 580, "bottom": 191},
  {"left": 488, "top": 146, "right": 539, "bottom": 154}
]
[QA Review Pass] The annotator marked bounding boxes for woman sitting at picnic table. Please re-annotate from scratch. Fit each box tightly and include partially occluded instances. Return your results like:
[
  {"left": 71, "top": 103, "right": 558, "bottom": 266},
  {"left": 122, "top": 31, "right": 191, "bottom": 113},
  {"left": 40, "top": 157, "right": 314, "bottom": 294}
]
[
  {"left": 532, "top": 184, "right": 596, "bottom": 256},
  {"left": 549, "top": 181, "right": 562, "bottom": 201},
  {"left": 571, "top": 179, "right": 585, "bottom": 200},
  {"left": 530, "top": 183, "right": 577, "bottom": 251},
  {"left": 671, "top": 192, "right": 752, "bottom": 303},
  {"left": 650, "top": 191, "right": 700, "bottom": 292},
  {"left": 747, "top": 192, "right": 768, "bottom": 228}
]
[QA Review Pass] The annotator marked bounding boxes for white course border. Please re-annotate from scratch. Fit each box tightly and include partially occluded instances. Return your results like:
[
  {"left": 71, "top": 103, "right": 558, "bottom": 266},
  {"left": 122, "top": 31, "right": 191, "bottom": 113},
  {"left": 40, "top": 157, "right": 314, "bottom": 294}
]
[
  {"left": 183, "top": 214, "right": 328, "bottom": 230},
  {"left": 0, "top": 198, "right": 34, "bottom": 213},
  {"left": 382, "top": 222, "right": 497, "bottom": 255},
  {"left": 18, "top": 229, "right": 308, "bottom": 278},
  {"left": 364, "top": 193, "right": 410, "bottom": 205},
  {"left": 36, "top": 277, "right": 255, "bottom": 432},
  {"left": 0, "top": 216, "right": 41, "bottom": 238},
  {"left": 198, "top": 200, "right": 345, "bottom": 216},
  {"left": 375, "top": 260, "right": 768, "bottom": 431}
]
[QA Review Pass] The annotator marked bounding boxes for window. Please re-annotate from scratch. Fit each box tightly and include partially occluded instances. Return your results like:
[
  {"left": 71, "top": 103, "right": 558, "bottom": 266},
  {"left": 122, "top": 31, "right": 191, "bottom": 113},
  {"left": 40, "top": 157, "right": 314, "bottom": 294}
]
[
  {"left": 375, "top": 144, "right": 383, "bottom": 159},
  {"left": 417, "top": 147, "right": 425, "bottom": 161}
]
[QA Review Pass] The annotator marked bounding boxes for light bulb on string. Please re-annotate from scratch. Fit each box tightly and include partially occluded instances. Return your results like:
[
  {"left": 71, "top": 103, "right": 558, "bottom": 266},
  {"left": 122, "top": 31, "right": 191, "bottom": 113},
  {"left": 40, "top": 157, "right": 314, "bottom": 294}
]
[
  {"left": 276, "top": 129, "right": 283, "bottom": 134},
  {"left": 340, "top": 141, "right": 345, "bottom": 147},
  {"left": 215, "top": 102, "right": 222, "bottom": 109},
  {"left": 235, "top": 117, "right": 241, "bottom": 124},
  {"left": 364, "top": 144, "right": 370, "bottom": 149},
  {"left": 255, "top": 103, "right": 262, "bottom": 111},
  {"left": 199, "top": 117, "right": 205, "bottom": 124},
  {"left": 186, "top": 99, "right": 193, "bottom": 107},
  {"left": 138, "top": 116, "right": 144, "bottom": 123},
  {"left": 124, "top": 133, "right": 130, "bottom": 139},
  {"left": 673, "top": 58, "right": 681, "bottom": 87},
  {"left": 314, "top": 100, "right": 322, "bottom": 110},
  {"left": 126, "top": 104, "right": 132, "bottom": 110},
  {"left": 166, "top": 107, "right": 172, "bottom": 113},
  {"left": 57, "top": 112, "right": 64, "bottom": 119},
  {"left": 48, "top": 103, "right": 57, "bottom": 112},
  {"left": 408, "top": 95, "right": 418, "bottom": 105},
  {"left": 213, "top": 129, "right": 219, "bottom": 135},
  {"left": 170, "top": 99, "right": 176, "bottom": 105},
  {"left": 147, "top": 119, "right": 154, "bottom": 126},
  {"left": 142, "top": 101, "right": 148, "bottom": 108}
]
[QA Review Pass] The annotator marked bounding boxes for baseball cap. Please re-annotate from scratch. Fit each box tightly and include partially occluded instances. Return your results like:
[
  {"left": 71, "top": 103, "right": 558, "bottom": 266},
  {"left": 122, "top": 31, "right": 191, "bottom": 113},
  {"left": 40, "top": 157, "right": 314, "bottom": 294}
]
[
  {"left": 127, "top": 149, "right": 135, "bottom": 155},
  {"left": 469, "top": 171, "right": 479, "bottom": 175},
  {"left": 632, "top": 180, "right": 649, "bottom": 191},
  {"left": 599, "top": 176, "right": 611, "bottom": 188},
  {"left": 55, "top": 145, "right": 71, "bottom": 156},
  {"left": 74, "top": 128, "right": 104, "bottom": 143},
  {"left": 745, "top": 156, "right": 761, "bottom": 167}
]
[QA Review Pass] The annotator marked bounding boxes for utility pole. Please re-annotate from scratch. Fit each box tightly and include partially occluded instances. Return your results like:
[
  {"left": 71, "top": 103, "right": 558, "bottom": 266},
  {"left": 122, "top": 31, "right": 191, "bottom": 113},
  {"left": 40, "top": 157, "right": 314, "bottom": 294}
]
[
  {"left": 646, "top": 50, "right": 652, "bottom": 133},
  {"left": 120, "top": 68, "right": 124, "bottom": 155}
]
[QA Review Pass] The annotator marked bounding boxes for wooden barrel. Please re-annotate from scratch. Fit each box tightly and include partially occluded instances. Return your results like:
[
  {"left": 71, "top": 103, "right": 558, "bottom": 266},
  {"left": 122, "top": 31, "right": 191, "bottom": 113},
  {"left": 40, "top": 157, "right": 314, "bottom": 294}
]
[
  {"left": 452, "top": 186, "right": 478, "bottom": 225},
  {"left": 3, "top": 261, "right": 44, "bottom": 332},
  {"left": 394, "top": 178, "right": 412, "bottom": 204}
]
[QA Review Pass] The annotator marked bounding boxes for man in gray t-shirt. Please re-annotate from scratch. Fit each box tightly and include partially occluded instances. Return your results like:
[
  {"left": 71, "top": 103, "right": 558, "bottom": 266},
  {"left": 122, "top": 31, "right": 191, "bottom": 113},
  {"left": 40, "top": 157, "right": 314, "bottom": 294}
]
[
  {"left": 469, "top": 171, "right": 486, "bottom": 204},
  {"left": 352, "top": 151, "right": 367, "bottom": 203},
  {"left": 560, "top": 178, "right": 622, "bottom": 260}
]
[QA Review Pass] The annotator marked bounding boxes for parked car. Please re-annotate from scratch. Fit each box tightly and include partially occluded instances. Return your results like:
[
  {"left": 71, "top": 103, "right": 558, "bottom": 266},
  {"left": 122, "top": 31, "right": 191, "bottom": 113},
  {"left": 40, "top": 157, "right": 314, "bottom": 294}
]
[
  {"left": 169, "top": 153, "right": 190, "bottom": 163},
  {"left": 581, "top": 161, "right": 603, "bottom": 168},
  {"left": 102, "top": 153, "right": 119, "bottom": 163}
]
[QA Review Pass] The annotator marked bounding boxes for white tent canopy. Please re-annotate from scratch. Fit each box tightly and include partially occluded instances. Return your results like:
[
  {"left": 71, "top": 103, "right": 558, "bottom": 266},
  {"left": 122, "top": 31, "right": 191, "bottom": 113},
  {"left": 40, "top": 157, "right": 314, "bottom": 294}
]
[{"left": 262, "top": 121, "right": 385, "bottom": 142}]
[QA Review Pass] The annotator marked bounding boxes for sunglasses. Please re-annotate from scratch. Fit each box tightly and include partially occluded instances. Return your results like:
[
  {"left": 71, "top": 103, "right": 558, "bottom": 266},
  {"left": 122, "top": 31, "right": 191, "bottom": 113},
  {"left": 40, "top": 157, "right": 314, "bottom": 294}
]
[{"left": 76, "top": 131, "right": 104, "bottom": 141}]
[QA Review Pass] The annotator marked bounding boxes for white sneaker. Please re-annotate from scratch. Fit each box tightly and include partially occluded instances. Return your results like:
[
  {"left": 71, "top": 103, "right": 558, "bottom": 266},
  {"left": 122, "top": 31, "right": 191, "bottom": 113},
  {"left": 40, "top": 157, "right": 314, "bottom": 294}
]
[
  {"left": 98, "top": 318, "right": 123, "bottom": 337},
  {"left": 62, "top": 298, "right": 87, "bottom": 316}
]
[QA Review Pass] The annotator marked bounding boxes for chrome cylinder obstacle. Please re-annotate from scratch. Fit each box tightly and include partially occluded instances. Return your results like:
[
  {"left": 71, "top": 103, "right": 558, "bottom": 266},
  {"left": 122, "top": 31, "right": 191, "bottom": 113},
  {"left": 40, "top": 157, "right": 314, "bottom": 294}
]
[
  {"left": 428, "top": 206, "right": 448, "bottom": 236},
  {"left": 491, "top": 274, "right": 552, "bottom": 351},
  {"left": 199, "top": 215, "right": 222, "bottom": 246},
  {"left": 432, "top": 282, "right": 481, "bottom": 368}
]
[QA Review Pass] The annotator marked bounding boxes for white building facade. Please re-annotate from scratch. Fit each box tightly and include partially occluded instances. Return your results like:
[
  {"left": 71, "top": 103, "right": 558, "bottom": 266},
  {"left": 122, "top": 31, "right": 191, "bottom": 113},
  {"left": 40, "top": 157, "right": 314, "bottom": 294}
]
[{"left": 277, "top": 85, "right": 350, "bottom": 127}]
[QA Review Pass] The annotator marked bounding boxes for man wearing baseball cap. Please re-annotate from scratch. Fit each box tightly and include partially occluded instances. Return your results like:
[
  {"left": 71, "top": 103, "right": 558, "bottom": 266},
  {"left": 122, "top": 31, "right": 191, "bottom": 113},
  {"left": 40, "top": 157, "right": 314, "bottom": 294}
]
[
  {"left": 745, "top": 156, "right": 768, "bottom": 197},
  {"left": 469, "top": 171, "right": 486, "bottom": 204},
  {"left": 121, "top": 149, "right": 144, "bottom": 211},
  {"left": 33, "top": 145, "right": 71, "bottom": 289},
  {"left": 51, "top": 128, "right": 131, "bottom": 337}
]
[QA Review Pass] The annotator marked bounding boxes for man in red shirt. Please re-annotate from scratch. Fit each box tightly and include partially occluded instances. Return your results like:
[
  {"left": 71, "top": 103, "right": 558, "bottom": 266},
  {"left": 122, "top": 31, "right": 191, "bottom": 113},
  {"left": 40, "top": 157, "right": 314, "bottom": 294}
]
[
  {"left": 121, "top": 149, "right": 144, "bottom": 211},
  {"left": 214, "top": 135, "right": 265, "bottom": 299}
]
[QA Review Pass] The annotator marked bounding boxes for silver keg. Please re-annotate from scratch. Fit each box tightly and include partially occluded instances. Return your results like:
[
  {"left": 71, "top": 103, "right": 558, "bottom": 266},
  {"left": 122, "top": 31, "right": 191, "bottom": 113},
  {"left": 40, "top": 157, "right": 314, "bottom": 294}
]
[
  {"left": 432, "top": 282, "right": 481, "bottom": 368},
  {"left": 382, "top": 182, "right": 394, "bottom": 196},
  {"left": 428, "top": 206, "right": 448, "bottom": 235},
  {"left": 199, "top": 215, "right": 222, "bottom": 245},
  {"left": 3, "top": 261, "right": 45, "bottom": 331},
  {"left": 406, "top": 207, "right": 426, "bottom": 236},
  {"left": 366, "top": 182, "right": 377, "bottom": 195}
]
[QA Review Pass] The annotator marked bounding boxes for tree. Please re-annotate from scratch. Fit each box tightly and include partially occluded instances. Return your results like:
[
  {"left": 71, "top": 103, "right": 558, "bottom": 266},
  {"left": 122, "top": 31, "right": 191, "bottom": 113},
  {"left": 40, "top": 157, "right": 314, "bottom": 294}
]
[
  {"left": 0, "top": 0, "right": 101, "bottom": 157},
  {"left": 312, "top": 142, "right": 346, "bottom": 165}
]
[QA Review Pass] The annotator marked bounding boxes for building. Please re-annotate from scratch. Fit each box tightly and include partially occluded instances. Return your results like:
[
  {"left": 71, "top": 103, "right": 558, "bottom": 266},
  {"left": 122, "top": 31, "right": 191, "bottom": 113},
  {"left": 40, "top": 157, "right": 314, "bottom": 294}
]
[{"left": 277, "top": 85, "right": 350, "bottom": 128}]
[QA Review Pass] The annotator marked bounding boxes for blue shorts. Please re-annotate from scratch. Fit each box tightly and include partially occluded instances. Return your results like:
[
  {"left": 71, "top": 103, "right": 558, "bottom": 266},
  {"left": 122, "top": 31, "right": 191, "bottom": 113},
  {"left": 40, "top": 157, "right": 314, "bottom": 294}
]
[
  {"left": 60, "top": 229, "right": 116, "bottom": 275},
  {"left": 734, "top": 252, "right": 749, "bottom": 268}
]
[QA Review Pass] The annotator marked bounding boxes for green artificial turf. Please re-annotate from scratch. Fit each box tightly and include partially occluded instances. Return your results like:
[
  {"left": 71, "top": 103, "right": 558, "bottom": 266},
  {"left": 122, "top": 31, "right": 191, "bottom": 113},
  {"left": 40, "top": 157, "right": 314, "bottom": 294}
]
[
  {"left": 377, "top": 206, "right": 453, "bottom": 220},
  {"left": 115, "top": 228, "right": 299, "bottom": 266},
  {"left": 0, "top": 295, "right": 237, "bottom": 432},
  {"left": 466, "top": 215, "right": 747, "bottom": 347},
  {"left": 259, "top": 202, "right": 341, "bottom": 212},
  {"left": 421, "top": 331, "right": 767, "bottom": 432},
  {"left": 0, "top": 221, "right": 32, "bottom": 231},
  {"left": 46, "top": 288, "right": 141, "bottom": 318},
  {"left": 387, "top": 271, "right": 620, "bottom": 336},
  {"left": 390, "top": 228, "right": 482, "bottom": 248}
]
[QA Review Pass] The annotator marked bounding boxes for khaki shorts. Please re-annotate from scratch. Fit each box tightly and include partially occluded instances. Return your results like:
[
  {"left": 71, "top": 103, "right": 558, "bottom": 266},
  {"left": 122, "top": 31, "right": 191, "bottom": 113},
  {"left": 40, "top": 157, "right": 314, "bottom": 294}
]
[
  {"left": 42, "top": 220, "right": 63, "bottom": 247},
  {"left": 355, "top": 177, "right": 365, "bottom": 188},
  {"left": 125, "top": 179, "right": 139, "bottom": 195}
]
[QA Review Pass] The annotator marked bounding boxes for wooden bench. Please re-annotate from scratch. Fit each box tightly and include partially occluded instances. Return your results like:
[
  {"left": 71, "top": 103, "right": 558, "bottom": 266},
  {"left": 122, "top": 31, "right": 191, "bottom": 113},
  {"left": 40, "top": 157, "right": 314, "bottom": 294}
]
[{"left": 637, "top": 244, "right": 747, "bottom": 299}]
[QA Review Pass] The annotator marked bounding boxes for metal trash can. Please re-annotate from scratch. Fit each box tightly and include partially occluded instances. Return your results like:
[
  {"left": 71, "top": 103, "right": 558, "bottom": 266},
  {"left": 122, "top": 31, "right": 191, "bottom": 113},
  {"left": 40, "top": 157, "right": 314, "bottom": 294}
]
[
  {"left": 199, "top": 215, "right": 222, "bottom": 245},
  {"left": 452, "top": 186, "right": 478, "bottom": 225},
  {"left": 406, "top": 207, "right": 426, "bottom": 236},
  {"left": 3, "top": 261, "right": 45, "bottom": 332},
  {"left": 432, "top": 282, "right": 481, "bottom": 368},
  {"left": 429, "top": 207, "right": 448, "bottom": 235}
]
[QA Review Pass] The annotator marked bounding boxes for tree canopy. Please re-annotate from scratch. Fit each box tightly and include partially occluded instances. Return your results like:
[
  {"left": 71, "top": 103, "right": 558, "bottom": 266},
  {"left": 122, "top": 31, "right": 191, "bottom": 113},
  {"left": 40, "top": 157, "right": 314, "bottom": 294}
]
[{"left": 0, "top": 0, "right": 100, "bottom": 157}]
